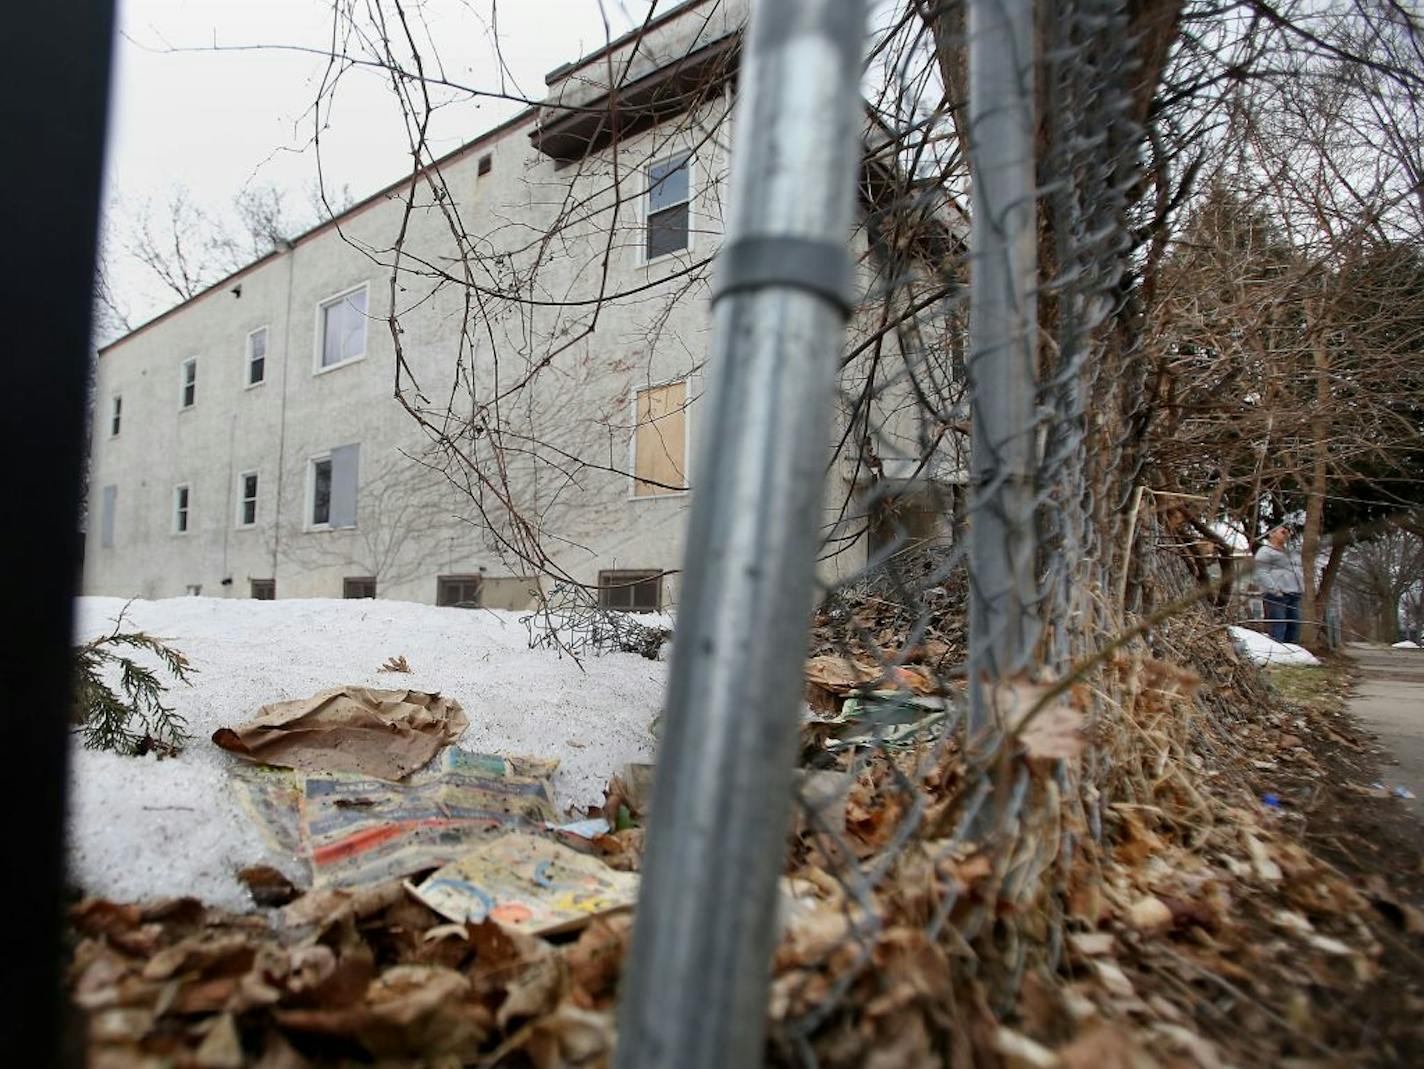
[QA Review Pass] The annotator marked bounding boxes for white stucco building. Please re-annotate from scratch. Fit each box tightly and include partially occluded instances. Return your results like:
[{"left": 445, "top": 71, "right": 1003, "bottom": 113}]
[{"left": 85, "top": 0, "right": 960, "bottom": 612}]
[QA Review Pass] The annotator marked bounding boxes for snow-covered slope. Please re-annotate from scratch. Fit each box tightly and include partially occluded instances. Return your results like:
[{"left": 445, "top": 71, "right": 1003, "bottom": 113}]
[{"left": 69, "top": 596, "right": 666, "bottom": 909}]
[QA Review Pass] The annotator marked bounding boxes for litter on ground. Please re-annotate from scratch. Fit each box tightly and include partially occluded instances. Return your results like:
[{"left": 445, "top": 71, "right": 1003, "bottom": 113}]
[
  {"left": 406, "top": 831, "right": 640, "bottom": 935},
  {"left": 68, "top": 596, "right": 665, "bottom": 910}
]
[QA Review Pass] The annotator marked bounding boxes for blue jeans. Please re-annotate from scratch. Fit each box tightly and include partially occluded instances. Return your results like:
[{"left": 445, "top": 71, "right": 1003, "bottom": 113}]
[{"left": 1263, "top": 591, "right": 1301, "bottom": 645}]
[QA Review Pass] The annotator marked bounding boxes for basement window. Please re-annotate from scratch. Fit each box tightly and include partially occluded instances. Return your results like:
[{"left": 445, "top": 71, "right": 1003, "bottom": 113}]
[
  {"left": 250, "top": 579, "right": 275, "bottom": 600},
  {"left": 344, "top": 576, "right": 377, "bottom": 599},
  {"left": 598, "top": 570, "right": 661, "bottom": 612},
  {"left": 437, "top": 574, "right": 483, "bottom": 608}
]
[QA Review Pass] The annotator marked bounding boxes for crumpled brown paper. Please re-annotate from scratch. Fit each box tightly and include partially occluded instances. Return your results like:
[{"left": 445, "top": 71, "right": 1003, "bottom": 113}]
[{"left": 213, "top": 687, "right": 468, "bottom": 781}]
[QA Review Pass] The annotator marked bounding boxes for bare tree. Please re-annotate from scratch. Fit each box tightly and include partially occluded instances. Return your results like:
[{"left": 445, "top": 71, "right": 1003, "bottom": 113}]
[{"left": 1338, "top": 523, "right": 1424, "bottom": 643}]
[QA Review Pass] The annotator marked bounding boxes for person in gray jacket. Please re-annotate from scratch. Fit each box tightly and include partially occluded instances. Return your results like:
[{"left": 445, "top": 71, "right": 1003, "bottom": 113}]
[{"left": 1254, "top": 524, "right": 1304, "bottom": 644}]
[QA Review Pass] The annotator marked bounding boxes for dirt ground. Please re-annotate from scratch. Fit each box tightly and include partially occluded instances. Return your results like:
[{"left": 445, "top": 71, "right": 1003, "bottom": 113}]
[{"left": 1261, "top": 655, "right": 1424, "bottom": 1064}]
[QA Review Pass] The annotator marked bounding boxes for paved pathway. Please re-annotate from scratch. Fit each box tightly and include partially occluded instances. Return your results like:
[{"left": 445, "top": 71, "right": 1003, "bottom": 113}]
[{"left": 1346, "top": 644, "right": 1424, "bottom": 816}]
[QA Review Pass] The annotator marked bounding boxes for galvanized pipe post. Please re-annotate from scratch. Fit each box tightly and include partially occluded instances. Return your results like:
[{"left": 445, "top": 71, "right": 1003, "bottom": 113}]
[
  {"left": 965, "top": 0, "right": 1040, "bottom": 748},
  {"left": 612, "top": 2, "right": 867, "bottom": 1067}
]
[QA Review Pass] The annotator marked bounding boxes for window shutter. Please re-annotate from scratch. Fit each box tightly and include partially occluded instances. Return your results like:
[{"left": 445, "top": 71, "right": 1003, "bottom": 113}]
[
  {"left": 329, "top": 444, "right": 360, "bottom": 528},
  {"left": 100, "top": 485, "right": 116, "bottom": 548}
]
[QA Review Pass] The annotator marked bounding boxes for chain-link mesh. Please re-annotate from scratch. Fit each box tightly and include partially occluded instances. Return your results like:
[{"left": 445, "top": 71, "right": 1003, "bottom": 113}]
[{"left": 761, "top": 1, "right": 1160, "bottom": 1059}]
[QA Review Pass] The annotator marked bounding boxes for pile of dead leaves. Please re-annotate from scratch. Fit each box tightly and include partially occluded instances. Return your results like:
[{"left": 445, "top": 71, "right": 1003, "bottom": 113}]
[
  {"left": 64, "top": 571, "right": 1424, "bottom": 1068},
  {"left": 809, "top": 548, "right": 968, "bottom": 677},
  {"left": 68, "top": 882, "right": 632, "bottom": 1068}
]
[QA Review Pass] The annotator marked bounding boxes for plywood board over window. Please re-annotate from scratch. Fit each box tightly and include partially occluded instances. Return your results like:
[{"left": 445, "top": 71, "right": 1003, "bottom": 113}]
[{"left": 633, "top": 380, "right": 687, "bottom": 497}]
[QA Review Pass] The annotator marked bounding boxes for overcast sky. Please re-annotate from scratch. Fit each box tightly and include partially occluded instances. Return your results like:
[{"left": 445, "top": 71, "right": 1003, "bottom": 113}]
[{"left": 104, "top": 0, "right": 656, "bottom": 328}]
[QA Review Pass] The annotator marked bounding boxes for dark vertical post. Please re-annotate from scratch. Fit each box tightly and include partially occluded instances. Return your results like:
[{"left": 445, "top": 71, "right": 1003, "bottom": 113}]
[{"left": 0, "top": 1, "right": 116, "bottom": 1059}]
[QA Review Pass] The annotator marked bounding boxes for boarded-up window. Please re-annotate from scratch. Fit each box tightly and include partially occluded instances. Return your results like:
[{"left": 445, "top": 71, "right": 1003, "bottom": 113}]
[
  {"left": 598, "top": 570, "right": 662, "bottom": 612},
  {"left": 437, "top": 574, "right": 483, "bottom": 608},
  {"left": 633, "top": 380, "right": 687, "bottom": 497}
]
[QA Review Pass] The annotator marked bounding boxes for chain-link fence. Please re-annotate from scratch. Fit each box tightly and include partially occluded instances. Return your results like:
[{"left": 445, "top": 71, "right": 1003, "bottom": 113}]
[
  {"left": 609, "top": 1, "right": 1167, "bottom": 1065},
  {"left": 275, "top": 0, "right": 1424, "bottom": 1062}
]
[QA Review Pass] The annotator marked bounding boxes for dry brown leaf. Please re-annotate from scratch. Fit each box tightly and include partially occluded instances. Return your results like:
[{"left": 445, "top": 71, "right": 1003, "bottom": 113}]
[
  {"left": 251, "top": 1030, "right": 311, "bottom": 1069},
  {"left": 357, "top": 965, "right": 487, "bottom": 1059},
  {"left": 1127, "top": 896, "right": 1173, "bottom": 936},
  {"left": 193, "top": 1013, "right": 244, "bottom": 1069},
  {"left": 995, "top": 1027, "right": 1059, "bottom": 1068},
  {"left": 1059, "top": 1023, "right": 1161, "bottom": 1069},
  {"left": 141, "top": 933, "right": 254, "bottom": 983},
  {"left": 1069, "top": 932, "right": 1116, "bottom": 957},
  {"left": 72, "top": 899, "right": 143, "bottom": 940},
  {"left": 992, "top": 677, "right": 1086, "bottom": 759},
  {"left": 505, "top": 1004, "right": 614, "bottom": 1069},
  {"left": 237, "top": 865, "right": 300, "bottom": 908},
  {"left": 564, "top": 915, "right": 631, "bottom": 1008}
]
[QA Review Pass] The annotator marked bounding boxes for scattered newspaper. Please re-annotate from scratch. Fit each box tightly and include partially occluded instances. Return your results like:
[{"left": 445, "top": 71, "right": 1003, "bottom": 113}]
[{"left": 406, "top": 832, "right": 639, "bottom": 935}]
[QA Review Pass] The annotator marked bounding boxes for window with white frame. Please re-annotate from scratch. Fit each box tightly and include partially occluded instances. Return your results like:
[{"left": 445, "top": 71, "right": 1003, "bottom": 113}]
[
  {"left": 237, "top": 471, "right": 258, "bottom": 527},
  {"left": 318, "top": 286, "right": 368, "bottom": 370},
  {"left": 310, "top": 457, "right": 332, "bottom": 526},
  {"left": 308, "top": 444, "right": 359, "bottom": 528},
  {"left": 173, "top": 485, "right": 190, "bottom": 533},
  {"left": 180, "top": 358, "right": 197, "bottom": 408},
  {"left": 247, "top": 326, "right": 267, "bottom": 385},
  {"left": 646, "top": 153, "right": 691, "bottom": 259},
  {"left": 110, "top": 395, "right": 121, "bottom": 437}
]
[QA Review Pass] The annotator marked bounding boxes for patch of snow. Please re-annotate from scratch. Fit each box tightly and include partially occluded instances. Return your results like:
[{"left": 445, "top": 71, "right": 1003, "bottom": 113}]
[
  {"left": 1229, "top": 625, "right": 1322, "bottom": 667},
  {"left": 1208, "top": 520, "right": 1250, "bottom": 553},
  {"left": 1392, "top": 640, "right": 1422, "bottom": 650},
  {"left": 69, "top": 596, "right": 666, "bottom": 910}
]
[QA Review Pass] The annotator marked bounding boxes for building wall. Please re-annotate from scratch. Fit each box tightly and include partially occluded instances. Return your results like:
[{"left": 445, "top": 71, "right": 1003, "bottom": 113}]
[
  {"left": 85, "top": 5, "right": 955, "bottom": 609},
  {"left": 86, "top": 82, "right": 729, "bottom": 607}
]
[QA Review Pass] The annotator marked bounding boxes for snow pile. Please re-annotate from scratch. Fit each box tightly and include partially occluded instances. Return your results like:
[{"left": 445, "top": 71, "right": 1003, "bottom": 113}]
[
  {"left": 1229, "top": 625, "right": 1321, "bottom": 667},
  {"left": 69, "top": 596, "right": 666, "bottom": 910},
  {"left": 1392, "top": 640, "right": 1422, "bottom": 650}
]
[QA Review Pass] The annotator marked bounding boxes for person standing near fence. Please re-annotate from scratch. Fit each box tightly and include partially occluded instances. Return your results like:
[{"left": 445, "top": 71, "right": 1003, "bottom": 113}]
[{"left": 1255, "top": 524, "right": 1304, "bottom": 644}]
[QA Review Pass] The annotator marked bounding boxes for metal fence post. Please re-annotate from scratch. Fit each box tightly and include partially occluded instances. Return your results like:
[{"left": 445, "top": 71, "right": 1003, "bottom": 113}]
[
  {"left": 965, "top": 0, "right": 1040, "bottom": 748},
  {"left": 612, "top": 2, "right": 867, "bottom": 1067}
]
